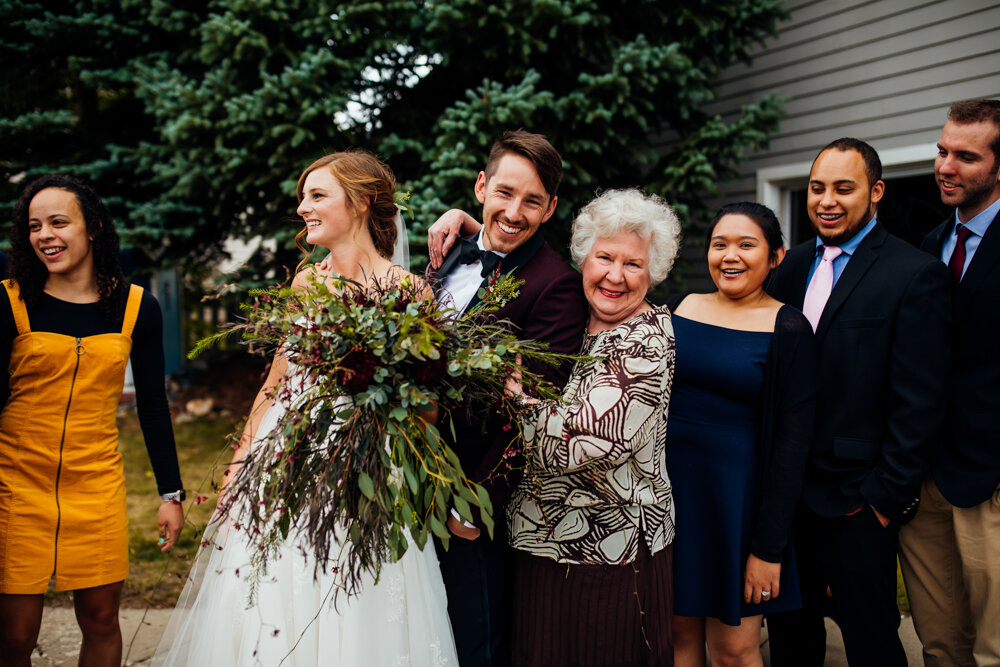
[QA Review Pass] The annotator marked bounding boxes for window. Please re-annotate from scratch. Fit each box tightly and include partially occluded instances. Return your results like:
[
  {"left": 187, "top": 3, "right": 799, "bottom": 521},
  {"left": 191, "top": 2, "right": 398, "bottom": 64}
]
[
  {"left": 757, "top": 143, "right": 945, "bottom": 248},
  {"left": 787, "top": 173, "right": 949, "bottom": 247}
]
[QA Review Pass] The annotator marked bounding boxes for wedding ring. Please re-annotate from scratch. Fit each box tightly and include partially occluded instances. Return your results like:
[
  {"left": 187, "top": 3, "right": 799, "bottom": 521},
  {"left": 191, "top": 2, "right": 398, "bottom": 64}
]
[{"left": 761, "top": 590, "right": 771, "bottom": 597}]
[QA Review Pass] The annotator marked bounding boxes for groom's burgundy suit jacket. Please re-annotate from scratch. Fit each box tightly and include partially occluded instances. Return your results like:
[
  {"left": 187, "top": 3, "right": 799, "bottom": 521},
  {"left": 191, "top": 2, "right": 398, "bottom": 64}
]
[{"left": 429, "top": 231, "right": 587, "bottom": 526}]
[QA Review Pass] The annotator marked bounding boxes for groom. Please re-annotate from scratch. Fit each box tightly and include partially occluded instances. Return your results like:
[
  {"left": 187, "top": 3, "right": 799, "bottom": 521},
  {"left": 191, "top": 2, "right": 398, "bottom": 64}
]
[{"left": 428, "top": 130, "right": 587, "bottom": 666}]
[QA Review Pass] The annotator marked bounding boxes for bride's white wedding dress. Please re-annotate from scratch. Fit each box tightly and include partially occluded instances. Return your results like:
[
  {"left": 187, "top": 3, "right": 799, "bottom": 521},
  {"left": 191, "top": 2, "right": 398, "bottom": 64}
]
[{"left": 154, "top": 371, "right": 458, "bottom": 666}]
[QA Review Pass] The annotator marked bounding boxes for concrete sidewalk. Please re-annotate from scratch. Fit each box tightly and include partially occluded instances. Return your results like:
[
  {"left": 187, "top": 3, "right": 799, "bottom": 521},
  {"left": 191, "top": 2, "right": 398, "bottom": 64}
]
[
  {"left": 33, "top": 606, "right": 172, "bottom": 666},
  {"left": 761, "top": 615, "right": 923, "bottom": 666},
  {"left": 34, "top": 605, "right": 923, "bottom": 666}
]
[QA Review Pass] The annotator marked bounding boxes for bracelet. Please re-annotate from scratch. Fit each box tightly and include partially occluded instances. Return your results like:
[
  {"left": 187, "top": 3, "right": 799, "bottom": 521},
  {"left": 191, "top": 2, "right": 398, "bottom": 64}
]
[{"left": 161, "top": 490, "right": 186, "bottom": 503}]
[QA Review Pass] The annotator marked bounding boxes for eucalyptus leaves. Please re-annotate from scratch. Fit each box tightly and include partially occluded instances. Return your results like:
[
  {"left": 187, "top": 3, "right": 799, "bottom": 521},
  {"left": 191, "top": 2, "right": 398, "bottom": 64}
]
[{"left": 196, "top": 271, "right": 569, "bottom": 597}]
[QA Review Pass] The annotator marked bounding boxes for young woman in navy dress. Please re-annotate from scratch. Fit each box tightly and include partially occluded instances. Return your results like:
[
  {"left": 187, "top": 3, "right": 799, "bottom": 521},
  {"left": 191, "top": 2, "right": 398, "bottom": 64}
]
[{"left": 666, "top": 202, "right": 817, "bottom": 666}]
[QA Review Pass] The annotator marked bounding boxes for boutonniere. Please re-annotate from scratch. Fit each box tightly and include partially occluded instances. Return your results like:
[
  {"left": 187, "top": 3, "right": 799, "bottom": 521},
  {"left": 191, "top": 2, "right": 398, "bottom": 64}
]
[{"left": 474, "top": 270, "right": 524, "bottom": 313}]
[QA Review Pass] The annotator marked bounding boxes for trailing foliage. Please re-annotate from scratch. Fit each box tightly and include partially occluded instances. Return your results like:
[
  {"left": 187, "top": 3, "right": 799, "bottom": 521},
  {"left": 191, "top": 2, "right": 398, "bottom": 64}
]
[{"left": 197, "top": 271, "right": 576, "bottom": 597}]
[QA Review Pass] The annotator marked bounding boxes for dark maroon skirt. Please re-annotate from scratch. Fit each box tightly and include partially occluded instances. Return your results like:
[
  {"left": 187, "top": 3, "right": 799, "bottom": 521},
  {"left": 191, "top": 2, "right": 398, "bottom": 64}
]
[{"left": 512, "top": 542, "right": 674, "bottom": 667}]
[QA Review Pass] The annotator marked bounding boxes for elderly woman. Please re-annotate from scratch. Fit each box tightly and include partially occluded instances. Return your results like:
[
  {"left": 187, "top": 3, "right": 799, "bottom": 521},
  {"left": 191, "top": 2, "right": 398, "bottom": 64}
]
[{"left": 504, "top": 188, "right": 681, "bottom": 667}]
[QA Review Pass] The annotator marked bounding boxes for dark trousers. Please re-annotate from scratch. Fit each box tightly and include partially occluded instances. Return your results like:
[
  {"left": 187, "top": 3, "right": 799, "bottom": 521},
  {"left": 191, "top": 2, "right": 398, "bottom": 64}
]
[
  {"left": 513, "top": 543, "right": 674, "bottom": 667},
  {"left": 767, "top": 505, "right": 906, "bottom": 667},
  {"left": 435, "top": 532, "right": 513, "bottom": 667}
]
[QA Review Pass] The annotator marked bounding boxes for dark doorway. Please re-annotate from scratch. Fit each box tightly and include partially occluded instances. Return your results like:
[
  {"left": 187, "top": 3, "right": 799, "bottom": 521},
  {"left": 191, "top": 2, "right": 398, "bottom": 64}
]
[{"left": 787, "top": 173, "right": 950, "bottom": 248}]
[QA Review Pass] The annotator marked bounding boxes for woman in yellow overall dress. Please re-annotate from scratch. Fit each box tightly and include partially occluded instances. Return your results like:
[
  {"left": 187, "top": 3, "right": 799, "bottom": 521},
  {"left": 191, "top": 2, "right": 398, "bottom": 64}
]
[{"left": 0, "top": 175, "right": 184, "bottom": 667}]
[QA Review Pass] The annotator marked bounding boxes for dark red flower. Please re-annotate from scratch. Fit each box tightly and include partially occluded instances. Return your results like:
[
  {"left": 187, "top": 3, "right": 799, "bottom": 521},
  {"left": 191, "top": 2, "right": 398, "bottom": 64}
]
[
  {"left": 407, "top": 354, "right": 447, "bottom": 386},
  {"left": 336, "top": 345, "right": 379, "bottom": 392}
]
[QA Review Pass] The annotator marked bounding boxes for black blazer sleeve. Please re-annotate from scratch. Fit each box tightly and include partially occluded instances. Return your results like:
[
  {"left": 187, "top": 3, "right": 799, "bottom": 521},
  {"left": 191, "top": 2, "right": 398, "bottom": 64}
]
[
  {"left": 862, "top": 257, "right": 951, "bottom": 520},
  {"left": 751, "top": 306, "right": 818, "bottom": 562}
]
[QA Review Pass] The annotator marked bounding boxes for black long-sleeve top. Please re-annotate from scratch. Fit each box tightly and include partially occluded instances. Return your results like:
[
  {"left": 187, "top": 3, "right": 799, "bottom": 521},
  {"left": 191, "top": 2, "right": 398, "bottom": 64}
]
[{"left": 0, "top": 288, "right": 183, "bottom": 495}]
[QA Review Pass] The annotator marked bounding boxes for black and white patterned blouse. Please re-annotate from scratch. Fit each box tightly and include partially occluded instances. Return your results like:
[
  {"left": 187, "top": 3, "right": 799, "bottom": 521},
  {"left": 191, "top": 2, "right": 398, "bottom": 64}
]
[{"left": 508, "top": 306, "right": 675, "bottom": 565}]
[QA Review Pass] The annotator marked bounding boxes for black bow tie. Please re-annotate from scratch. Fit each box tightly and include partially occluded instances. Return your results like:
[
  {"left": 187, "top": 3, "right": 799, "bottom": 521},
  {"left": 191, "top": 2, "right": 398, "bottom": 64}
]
[{"left": 458, "top": 238, "right": 501, "bottom": 277}]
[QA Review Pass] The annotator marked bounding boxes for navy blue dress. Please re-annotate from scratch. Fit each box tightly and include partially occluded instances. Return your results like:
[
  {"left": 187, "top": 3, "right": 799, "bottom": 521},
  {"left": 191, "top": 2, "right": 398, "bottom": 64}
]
[{"left": 665, "top": 314, "right": 801, "bottom": 625}]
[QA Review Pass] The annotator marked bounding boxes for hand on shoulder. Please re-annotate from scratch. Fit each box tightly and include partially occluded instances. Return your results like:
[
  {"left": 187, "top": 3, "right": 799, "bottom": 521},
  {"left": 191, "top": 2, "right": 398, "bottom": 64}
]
[{"left": 427, "top": 209, "right": 482, "bottom": 269}]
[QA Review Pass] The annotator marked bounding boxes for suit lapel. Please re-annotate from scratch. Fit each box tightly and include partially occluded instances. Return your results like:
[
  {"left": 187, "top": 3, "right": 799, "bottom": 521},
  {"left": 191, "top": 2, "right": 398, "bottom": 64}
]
[
  {"left": 815, "top": 224, "right": 885, "bottom": 336},
  {"left": 429, "top": 232, "right": 477, "bottom": 302},
  {"left": 437, "top": 243, "right": 464, "bottom": 279},
  {"left": 923, "top": 219, "right": 950, "bottom": 257},
  {"left": 956, "top": 209, "right": 1000, "bottom": 316}
]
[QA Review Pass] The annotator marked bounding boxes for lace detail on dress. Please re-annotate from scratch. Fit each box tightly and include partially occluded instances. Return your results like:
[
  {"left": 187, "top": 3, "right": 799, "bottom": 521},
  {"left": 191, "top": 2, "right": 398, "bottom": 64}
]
[
  {"left": 384, "top": 568, "right": 405, "bottom": 624},
  {"left": 430, "top": 638, "right": 450, "bottom": 666},
  {"left": 393, "top": 636, "right": 450, "bottom": 666}
]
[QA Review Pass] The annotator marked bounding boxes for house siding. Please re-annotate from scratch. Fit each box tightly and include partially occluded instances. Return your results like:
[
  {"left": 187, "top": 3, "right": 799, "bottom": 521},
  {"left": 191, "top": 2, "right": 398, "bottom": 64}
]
[{"left": 666, "top": 0, "right": 1000, "bottom": 291}]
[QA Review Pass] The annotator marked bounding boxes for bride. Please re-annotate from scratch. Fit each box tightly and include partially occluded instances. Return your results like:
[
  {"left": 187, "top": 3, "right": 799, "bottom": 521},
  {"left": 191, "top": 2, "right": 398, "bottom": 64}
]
[{"left": 154, "top": 150, "right": 459, "bottom": 666}]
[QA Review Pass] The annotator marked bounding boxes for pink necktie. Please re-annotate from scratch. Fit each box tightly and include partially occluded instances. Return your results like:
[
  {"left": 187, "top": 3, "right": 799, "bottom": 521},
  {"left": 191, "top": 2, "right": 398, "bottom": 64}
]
[{"left": 802, "top": 245, "right": 843, "bottom": 331}]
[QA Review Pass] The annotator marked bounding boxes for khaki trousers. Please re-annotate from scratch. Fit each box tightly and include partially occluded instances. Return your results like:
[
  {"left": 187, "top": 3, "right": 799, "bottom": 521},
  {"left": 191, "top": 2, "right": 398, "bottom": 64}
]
[{"left": 899, "top": 479, "right": 1000, "bottom": 667}]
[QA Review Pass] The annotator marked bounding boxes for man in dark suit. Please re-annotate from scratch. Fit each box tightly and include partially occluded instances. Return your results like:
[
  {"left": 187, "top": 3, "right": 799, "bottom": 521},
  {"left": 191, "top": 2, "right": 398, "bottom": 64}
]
[
  {"left": 899, "top": 98, "right": 1000, "bottom": 666},
  {"left": 766, "top": 138, "right": 951, "bottom": 666},
  {"left": 427, "top": 130, "right": 588, "bottom": 666}
]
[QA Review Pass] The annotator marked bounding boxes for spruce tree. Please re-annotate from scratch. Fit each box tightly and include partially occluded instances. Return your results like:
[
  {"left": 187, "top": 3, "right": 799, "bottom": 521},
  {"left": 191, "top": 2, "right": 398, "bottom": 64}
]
[{"left": 1, "top": 0, "right": 786, "bottom": 276}]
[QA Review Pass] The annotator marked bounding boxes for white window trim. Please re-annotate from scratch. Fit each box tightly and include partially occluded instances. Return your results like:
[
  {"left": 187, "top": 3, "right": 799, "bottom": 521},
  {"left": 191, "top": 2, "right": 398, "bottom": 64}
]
[{"left": 756, "top": 143, "right": 939, "bottom": 245}]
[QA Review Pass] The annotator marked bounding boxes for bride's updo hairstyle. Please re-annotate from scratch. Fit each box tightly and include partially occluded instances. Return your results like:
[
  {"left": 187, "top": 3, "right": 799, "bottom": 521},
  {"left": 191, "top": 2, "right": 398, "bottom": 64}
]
[{"left": 294, "top": 149, "right": 398, "bottom": 271}]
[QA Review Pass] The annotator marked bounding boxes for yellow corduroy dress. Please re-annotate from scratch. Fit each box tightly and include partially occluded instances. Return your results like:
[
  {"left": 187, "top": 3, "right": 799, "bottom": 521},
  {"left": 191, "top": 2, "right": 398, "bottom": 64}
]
[{"left": 0, "top": 280, "right": 143, "bottom": 593}]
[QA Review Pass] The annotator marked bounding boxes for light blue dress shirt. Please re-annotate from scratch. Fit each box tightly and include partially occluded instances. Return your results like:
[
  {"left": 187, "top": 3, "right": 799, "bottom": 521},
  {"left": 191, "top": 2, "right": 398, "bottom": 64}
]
[
  {"left": 806, "top": 216, "right": 878, "bottom": 288},
  {"left": 939, "top": 197, "right": 1000, "bottom": 279}
]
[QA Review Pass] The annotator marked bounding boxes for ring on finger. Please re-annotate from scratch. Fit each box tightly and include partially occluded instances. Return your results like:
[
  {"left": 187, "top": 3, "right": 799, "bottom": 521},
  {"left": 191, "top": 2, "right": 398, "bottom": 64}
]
[{"left": 761, "top": 590, "right": 771, "bottom": 597}]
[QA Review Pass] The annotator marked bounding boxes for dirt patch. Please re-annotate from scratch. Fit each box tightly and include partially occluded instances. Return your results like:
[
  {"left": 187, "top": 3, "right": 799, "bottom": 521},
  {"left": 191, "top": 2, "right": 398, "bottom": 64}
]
[{"left": 169, "top": 352, "right": 269, "bottom": 419}]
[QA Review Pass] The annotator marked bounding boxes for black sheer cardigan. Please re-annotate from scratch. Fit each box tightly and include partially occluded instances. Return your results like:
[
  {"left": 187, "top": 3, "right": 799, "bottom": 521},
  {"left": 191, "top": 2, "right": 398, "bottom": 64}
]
[{"left": 666, "top": 295, "right": 818, "bottom": 563}]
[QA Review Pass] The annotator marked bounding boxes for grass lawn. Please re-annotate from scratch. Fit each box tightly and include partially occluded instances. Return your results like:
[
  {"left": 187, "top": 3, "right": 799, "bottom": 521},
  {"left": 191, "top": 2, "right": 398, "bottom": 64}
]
[
  {"left": 897, "top": 557, "right": 911, "bottom": 615},
  {"left": 38, "top": 412, "right": 242, "bottom": 607},
  {"left": 120, "top": 411, "right": 241, "bottom": 607}
]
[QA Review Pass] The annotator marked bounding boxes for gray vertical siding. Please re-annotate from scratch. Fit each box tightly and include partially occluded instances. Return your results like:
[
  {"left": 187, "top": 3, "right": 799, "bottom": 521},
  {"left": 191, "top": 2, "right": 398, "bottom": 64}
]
[{"left": 666, "top": 0, "right": 1000, "bottom": 291}]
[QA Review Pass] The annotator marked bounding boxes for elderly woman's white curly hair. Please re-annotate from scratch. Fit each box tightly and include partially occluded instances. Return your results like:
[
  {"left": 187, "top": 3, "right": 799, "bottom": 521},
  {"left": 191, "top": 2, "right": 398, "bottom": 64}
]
[{"left": 570, "top": 188, "right": 682, "bottom": 287}]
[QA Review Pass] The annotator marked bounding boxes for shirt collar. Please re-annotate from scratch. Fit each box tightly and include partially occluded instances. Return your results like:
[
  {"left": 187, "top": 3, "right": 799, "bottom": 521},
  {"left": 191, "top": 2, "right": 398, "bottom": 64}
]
[
  {"left": 954, "top": 196, "right": 1000, "bottom": 239},
  {"left": 474, "top": 230, "right": 508, "bottom": 257},
  {"left": 814, "top": 215, "right": 877, "bottom": 257}
]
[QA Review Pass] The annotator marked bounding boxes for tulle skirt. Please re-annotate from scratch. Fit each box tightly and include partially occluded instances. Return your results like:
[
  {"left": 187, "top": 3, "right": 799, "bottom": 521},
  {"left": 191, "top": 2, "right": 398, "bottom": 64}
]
[{"left": 154, "top": 398, "right": 458, "bottom": 666}]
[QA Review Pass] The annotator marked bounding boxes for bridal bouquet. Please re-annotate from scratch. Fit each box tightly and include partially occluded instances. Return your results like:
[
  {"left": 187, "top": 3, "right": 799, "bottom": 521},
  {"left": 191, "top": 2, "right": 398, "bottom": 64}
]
[{"left": 193, "top": 272, "right": 571, "bottom": 596}]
